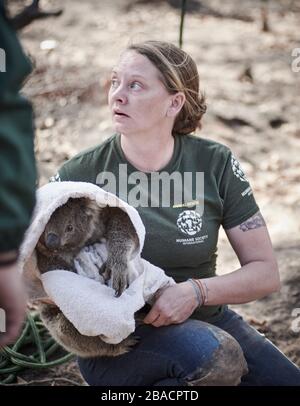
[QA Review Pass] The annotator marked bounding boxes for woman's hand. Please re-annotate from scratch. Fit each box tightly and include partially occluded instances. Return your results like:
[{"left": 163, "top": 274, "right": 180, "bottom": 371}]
[
  {"left": 143, "top": 282, "right": 199, "bottom": 327},
  {"left": 0, "top": 264, "right": 27, "bottom": 347}
]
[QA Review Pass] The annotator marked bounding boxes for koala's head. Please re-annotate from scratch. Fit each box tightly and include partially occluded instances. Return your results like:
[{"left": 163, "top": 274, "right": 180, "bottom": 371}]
[{"left": 41, "top": 198, "right": 100, "bottom": 252}]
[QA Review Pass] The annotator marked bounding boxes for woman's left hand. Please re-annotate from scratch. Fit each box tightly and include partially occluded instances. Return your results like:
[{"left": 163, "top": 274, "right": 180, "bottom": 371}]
[{"left": 143, "top": 282, "right": 199, "bottom": 327}]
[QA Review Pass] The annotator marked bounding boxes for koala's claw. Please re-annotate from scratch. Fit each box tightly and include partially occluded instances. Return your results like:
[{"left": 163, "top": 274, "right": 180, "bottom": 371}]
[
  {"left": 125, "top": 334, "right": 140, "bottom": 350},
  {"left": 132, "top": 335, "right": 141, "bottom": 343},
  {"left": 99, "top": 263, "right": 128, "bottom": 297},
  {"left": 112, "top": 270, "right": 128, "bottom": 297},
  {"left": 99, "top": 262, "right": 111, "bottom": 281},
  {"left": 112, "top": 275, "right": 127, "bottom": 297}
]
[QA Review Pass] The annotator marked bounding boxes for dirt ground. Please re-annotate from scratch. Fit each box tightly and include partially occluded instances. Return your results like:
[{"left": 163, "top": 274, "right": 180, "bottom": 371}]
[{"left": 10, "top": 0, "right": 300, "bottom": 384}]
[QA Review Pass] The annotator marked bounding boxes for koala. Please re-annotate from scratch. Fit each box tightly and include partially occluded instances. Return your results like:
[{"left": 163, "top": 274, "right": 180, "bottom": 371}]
[
  {"left": 35, "top": 197, "right": 141, "bottom": 357},
  {"left": 38, "top": 302, "right": 142, "bottom": 358},
  {"left": 36, "top": 197, "right": 139, "bottom": 296}
]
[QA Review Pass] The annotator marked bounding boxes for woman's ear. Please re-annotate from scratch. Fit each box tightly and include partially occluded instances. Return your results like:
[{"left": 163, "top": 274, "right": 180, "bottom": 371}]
[{"left": 167, "top": 92, "right": 186, "bottom": 117}]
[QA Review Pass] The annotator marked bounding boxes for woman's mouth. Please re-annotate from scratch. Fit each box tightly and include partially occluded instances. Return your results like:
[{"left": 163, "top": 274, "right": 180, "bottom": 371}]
[
  {"left": 113, "top": 109, "right": 130, "bottom": 118},
  {"left": 114, "top": 114, "right": 130, "bottom": 122}
]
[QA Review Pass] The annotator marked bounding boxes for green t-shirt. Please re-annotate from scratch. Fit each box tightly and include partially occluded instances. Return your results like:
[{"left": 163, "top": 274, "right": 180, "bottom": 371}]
[{"left": 52, "top": 133, "right": 259, "bottom": 322}]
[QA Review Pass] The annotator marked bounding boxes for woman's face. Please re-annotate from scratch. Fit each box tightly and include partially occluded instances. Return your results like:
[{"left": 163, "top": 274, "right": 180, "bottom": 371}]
[{"left": 108, "top": 50, "right": 174, "bottom": 136}]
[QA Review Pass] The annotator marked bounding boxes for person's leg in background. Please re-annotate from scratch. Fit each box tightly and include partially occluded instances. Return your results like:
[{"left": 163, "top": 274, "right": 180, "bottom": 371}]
[
  {"left": 78, "top": 319, "right": 247, "bottom": 386},
  {"left": 213, "top": 307, "right": 300, "bottom": 386}
]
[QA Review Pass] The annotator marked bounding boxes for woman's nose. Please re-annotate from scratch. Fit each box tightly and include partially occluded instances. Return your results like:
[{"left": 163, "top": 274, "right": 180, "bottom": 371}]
[{"left": 112, "top": 86, "right": 128, "bottom": 104}]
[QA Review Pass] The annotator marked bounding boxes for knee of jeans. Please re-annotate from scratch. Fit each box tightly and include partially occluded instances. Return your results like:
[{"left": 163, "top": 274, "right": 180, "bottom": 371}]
[{"left": 184, "top": 325, "right": 248, "bottom": 386}]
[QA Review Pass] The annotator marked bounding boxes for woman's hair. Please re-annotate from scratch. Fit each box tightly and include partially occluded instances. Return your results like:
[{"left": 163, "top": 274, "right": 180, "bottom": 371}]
[{"left": 126, "top": 40, "right": 207, "bottom": 135}]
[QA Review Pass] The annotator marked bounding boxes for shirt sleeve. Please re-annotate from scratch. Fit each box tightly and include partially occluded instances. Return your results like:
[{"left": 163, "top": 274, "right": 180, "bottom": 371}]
[
  {"left": 49, "top": 164, "right": 69, "bottom": 182},
  {"left": 219, "top": 149, "right": 259, "bottom": 230},
  {"left": 49, "top": 152, "right": 89, "bottom": 183},
  {"left": 49, "top": 150, "right": 95, "bottom": 183},
  {"left": 0, "top": 6, "right": 36, "bottom": 252}
]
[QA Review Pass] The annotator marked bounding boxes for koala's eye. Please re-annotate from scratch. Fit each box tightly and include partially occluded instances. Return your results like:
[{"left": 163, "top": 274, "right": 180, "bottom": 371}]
[{"left": 66, "top": 225, "right": 73, "bottom": 233}]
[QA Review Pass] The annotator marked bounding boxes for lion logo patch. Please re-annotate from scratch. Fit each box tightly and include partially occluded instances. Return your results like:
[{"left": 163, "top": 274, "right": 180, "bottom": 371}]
[{"left": 177, "top": 210, "right": 202, "bottom": 236}]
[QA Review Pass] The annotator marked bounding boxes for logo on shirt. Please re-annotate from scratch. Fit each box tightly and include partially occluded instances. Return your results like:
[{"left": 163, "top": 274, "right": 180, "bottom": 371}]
[
  {"left": 231, "top": 154, "right": 248, "bottom": 182},
  {"left": 176, "top": 210, "right": 202, "bottom": 236},
  {"left": 173, "top": 200, "right": 200, "bottom": 209},
  {"left": 50, "top": 173, "right": 61, "bottom": 182}
]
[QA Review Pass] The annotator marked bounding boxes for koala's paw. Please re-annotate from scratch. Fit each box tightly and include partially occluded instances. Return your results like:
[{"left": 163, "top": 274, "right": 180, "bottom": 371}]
[
  {"left": 99, "top": 262, "right": 111, "bottom": 281},
  {"left": 123, "top": 335, "right": 140, "bottom": 351},
  {"left": 111, "top": 268, "right": 128, "bottom": 297},
  {"left": 99, "top": 263, "right": 128, "bottom": 297}
]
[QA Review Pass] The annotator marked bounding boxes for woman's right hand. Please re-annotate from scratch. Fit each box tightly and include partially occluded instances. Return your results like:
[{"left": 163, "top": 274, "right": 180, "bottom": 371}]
[{"left": 143, "top": 281, "right": 199, "bottom": 327}]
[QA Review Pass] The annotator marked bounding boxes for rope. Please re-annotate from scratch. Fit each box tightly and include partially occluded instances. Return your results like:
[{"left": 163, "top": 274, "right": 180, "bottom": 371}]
[{"left": 0, "top": 311, "right": 74, "bottom": 384}]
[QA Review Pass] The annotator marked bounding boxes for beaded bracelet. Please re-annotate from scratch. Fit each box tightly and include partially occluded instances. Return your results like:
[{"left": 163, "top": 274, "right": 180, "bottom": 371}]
[
  {"left": 192, "top": 278, "right": 208, "bottom": 305},
  {"left": 187, "top": 278, "right": 203, "bottom": 307}
]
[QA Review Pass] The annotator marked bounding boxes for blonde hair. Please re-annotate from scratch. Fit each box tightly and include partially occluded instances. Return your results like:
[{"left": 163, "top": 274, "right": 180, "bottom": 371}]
[{"left": 126, "top": 40, "right": 207, "bottom": 135}]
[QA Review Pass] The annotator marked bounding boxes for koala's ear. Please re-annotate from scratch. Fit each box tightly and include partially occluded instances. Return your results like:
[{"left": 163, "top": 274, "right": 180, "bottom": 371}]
[
  {"left": 74, "top": 197, "right": 88, "bottom": 211},
  {"left": 80, "top": 197, "right": 90, "bottom": 209}
]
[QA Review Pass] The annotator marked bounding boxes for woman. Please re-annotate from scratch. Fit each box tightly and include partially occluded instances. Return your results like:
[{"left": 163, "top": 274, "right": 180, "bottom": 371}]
[{"left": 52, "top": 41, "right": 300, "bottom": 386}]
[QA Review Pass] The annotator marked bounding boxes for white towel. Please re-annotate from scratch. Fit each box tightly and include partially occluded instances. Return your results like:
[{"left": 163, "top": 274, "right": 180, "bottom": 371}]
[{"left": 19, "top": 182, "right": 175, "bottom": 344}]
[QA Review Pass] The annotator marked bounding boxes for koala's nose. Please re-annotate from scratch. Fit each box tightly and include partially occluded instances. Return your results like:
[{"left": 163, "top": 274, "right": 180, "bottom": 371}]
[{"left": 45, "top": 233, "right": 60, "bottom": 249}]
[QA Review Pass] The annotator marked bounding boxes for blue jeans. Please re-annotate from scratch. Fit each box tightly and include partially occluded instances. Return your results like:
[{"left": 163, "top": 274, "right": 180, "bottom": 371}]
[{"left": 78, "top": 307, "right": 300, "bottom": 386}]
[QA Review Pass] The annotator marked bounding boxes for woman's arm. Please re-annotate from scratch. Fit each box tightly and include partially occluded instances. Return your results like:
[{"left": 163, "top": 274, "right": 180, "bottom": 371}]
[
  {"left": 201, "top": 211, "right": 281, "bottom": 305},
  {"left": 144, "top": 211, "right": 281, "bottom": 327}
]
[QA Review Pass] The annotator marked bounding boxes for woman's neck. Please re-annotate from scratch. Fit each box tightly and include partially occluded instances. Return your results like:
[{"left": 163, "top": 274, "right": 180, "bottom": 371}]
[{"left": 120, "top": 132, "right": 175, "bottom": 172}]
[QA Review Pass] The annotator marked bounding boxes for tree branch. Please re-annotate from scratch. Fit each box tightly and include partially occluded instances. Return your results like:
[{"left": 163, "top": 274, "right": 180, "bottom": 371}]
[{"left": 10, "top": 0, "right": 63, "bottom": 30}]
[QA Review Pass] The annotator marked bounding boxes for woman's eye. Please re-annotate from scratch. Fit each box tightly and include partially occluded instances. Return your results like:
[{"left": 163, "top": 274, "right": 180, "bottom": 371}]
[
  {"left": 129, "top": 81, "right": 141, "bottom": 90},
  {"left": 66, "top": 225, "right": 73, "bottom": 232},
  {"left": 110, "top": 79, "right": 141, "bottom": 90},
  {"left": 111, "top": 79, "right": 119, "bottom": 88}
]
